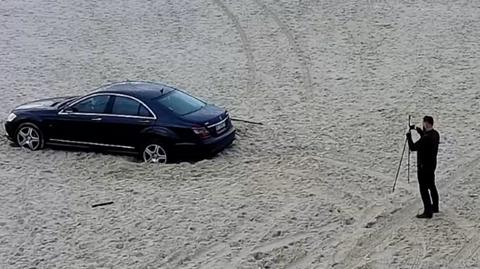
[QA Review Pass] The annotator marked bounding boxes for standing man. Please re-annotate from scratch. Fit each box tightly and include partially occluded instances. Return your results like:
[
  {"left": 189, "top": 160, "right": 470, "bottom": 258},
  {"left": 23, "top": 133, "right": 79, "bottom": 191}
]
[{"left": 406, "top": 116, "right": 440, "bottom": 219}]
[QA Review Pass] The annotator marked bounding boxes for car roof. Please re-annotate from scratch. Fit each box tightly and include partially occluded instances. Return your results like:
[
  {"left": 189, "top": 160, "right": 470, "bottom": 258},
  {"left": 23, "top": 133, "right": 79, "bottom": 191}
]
[{"left": 94, "top": 81, "right": 175, "bottom": 100}]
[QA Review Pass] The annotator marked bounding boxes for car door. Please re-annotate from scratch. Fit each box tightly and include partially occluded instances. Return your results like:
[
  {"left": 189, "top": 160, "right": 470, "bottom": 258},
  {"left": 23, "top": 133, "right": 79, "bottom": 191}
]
[
  {"left": 48, "top": 94, "right": 112, "bottom": 144},
  {"left": 100, "top": 95, "right": 156, "bottom": 148}
]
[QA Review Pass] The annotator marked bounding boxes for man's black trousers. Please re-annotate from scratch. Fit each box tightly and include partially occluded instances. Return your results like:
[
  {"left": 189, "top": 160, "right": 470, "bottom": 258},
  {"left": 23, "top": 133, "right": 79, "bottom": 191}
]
[{"left": 418, "top": 168, "right": 439, "bottom": 214}]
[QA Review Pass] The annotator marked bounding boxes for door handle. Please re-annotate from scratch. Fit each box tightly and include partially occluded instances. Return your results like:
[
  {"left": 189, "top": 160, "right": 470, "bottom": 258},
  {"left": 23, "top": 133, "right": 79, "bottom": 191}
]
[
  {"left": 138, "top": 119, "right": 151, "bottom": 123},
  {"left": 91, "top": 117, "right": 102, "bottom": 121}
]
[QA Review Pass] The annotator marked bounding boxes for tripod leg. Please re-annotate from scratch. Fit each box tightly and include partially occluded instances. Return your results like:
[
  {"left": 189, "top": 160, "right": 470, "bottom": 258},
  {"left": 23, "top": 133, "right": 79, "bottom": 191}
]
[
  {"left": 408, "top": 148, "right": 410, "bottom": 183},
  {"left": 407, "top": 115, "right": 411, "bottom": 183},
  {"left": 392, "top": 138, "right": 408, "bottom": 193}
]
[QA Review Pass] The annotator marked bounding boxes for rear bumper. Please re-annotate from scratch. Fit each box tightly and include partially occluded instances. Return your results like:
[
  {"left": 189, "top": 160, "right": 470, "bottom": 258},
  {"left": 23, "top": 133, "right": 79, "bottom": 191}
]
[
  {"left": 206, "top": 128, "right": 236, "bottom": 153},
  {"left": 174, "top": 127, "right": 236, "bottom": 156}
]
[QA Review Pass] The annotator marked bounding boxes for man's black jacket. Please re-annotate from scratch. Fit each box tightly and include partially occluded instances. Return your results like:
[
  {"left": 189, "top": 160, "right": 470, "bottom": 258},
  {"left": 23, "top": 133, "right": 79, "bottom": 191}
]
[{"left": 407, "top": 128, "right": 440, "bottom": 171}]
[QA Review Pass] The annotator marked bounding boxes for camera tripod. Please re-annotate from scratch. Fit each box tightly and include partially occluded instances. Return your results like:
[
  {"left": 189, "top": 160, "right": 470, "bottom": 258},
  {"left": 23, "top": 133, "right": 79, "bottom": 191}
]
[{"left": 392, "top": 115, "right": 411, "bottom": 193}]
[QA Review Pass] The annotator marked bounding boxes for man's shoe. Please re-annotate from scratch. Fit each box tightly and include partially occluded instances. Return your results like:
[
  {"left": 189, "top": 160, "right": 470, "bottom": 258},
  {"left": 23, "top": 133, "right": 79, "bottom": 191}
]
[{"left": 416, "top": 213, "right": 433, "bottom": 219}]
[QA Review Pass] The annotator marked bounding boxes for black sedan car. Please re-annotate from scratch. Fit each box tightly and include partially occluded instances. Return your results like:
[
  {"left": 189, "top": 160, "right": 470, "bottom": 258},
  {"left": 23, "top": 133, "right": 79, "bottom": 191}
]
[{"left": 4, "top": 81, "right": 235, "bottom": 163}]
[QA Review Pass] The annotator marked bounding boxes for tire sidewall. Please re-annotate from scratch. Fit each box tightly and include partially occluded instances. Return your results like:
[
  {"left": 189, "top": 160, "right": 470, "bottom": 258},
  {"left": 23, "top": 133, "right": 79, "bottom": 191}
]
[{"left": 15, "top": 122, "right": 45, "bottom": 150}]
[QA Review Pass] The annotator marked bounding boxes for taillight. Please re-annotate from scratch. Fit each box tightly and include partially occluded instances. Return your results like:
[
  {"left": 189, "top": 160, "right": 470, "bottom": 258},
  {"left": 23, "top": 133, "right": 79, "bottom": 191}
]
[{"left": 192, "top": 127, "right": 211, "bottom": 139}]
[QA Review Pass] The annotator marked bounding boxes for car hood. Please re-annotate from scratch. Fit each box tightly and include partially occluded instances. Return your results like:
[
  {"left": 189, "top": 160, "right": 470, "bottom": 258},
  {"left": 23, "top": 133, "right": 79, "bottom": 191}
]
[
  {"left": 180, "top": 104, "right": 227, "bottom": 126},
  {"left": 14, "top": 96, "right": 78, "bottom": 111}
]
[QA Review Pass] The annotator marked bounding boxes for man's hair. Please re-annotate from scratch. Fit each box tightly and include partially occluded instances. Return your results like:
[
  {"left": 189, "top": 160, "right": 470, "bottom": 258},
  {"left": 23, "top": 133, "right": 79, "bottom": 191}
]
[{"left": 423, "top": 116, "right": 434, "bottom": 126}]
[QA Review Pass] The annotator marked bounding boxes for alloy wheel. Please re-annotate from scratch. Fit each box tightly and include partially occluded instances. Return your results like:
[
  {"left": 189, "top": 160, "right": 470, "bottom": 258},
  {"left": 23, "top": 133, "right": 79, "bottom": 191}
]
[
  {"left": 17, "top": 126, "right": 41, "bottom": 151},
  {"left": 143, "top": 144, "right": 167, "bottom": 163}
]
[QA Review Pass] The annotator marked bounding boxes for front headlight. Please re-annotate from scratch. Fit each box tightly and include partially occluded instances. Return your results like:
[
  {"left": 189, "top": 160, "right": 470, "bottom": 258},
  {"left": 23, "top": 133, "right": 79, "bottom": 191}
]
[{"left": 6, "top": 113, "right": 17, "bottom": 122}]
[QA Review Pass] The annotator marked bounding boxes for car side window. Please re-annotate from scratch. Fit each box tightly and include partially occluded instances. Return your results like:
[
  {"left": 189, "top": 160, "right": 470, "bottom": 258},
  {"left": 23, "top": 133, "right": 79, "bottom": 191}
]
[
  {"left": 111, "top": 96, "right": 152, "bottom": 117},
  {"left": 138, "top": 105, "right": 152, "bottom": 117},
  {"left": 70, "top": 95, "right": 110, "bottom": 113}
]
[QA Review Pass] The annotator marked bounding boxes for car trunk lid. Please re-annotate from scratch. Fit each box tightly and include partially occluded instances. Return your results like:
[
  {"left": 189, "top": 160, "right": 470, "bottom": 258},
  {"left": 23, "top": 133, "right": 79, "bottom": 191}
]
[{"left": 181, "top": 105, "right": 232, "bottom": 137}]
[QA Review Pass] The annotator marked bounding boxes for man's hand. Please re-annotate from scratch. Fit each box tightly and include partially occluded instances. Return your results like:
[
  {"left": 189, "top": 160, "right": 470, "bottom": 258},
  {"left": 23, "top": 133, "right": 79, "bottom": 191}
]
[
  {"left": 409, "top": 124, "right": 416, "bottom": 130},
  {"left": 406, "top": 132, "right": 412, "bottom": 138}
]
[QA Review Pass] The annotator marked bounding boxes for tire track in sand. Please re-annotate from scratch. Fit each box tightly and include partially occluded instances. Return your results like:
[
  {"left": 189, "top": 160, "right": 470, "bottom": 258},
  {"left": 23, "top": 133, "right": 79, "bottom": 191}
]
[
  {"left": 445, "top": 225, "right": 480, "bottom": 267},
  {"left": 446, "top": 157, "right": 480, "bottom": 267},
  {"left": 187, "top": 167, "right": 363, "bottom": 268},
  {"left": 333, "top": 154, "right": 480, "bottom": 268},
  {"left": 253, "top": 0, "right": 313, "bottom": 92},
  {"left": 191, "top": 201, "right": 302, "bottom": 268},
  {"left": 212, "top": 0, "right": 257, "bottom": 90},
  {"left": 182, "top": 151, "right": 398, "bottom": 268}
]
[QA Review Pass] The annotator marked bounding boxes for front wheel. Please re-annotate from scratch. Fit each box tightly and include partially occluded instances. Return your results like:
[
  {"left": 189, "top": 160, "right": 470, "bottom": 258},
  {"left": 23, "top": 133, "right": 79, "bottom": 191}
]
[
  {"left": 15, "top": 122, "right": 45, "bottom": 151},
  {"left": 141, "top": 142, "right": 169, "bottom": 163}
]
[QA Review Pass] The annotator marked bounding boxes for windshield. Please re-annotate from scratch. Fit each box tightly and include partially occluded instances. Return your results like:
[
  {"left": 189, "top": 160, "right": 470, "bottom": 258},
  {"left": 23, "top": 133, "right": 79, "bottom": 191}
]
[{"left": 154, "top": 90, "right": 205, "bottom": 115}]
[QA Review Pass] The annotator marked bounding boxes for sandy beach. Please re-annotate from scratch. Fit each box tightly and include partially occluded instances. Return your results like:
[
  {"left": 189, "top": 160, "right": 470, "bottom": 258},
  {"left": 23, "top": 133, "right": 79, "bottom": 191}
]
[{"left": 0, "top": 0, "right": 479, "bottom": 268}]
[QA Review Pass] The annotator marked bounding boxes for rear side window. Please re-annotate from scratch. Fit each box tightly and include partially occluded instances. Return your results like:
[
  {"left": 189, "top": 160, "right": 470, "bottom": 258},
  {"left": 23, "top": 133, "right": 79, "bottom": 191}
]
[
  {"left": 111, "top": 96, "right": 153, "bottom": 117},
  {"left": 71, "top": 95, "right": 110, "bottom": 113},
  {"left": 138, "top": 105, "right": 152, "bottom": 117}
]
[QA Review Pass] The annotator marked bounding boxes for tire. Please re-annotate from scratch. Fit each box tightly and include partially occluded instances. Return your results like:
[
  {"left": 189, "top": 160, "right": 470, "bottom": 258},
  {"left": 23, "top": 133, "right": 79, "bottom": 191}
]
[
  {"left": 15, "top": 122, "right": 45, "bottom": 151},
  {"left": 140, "top": 140, "right": 169, "bottom": 163}
]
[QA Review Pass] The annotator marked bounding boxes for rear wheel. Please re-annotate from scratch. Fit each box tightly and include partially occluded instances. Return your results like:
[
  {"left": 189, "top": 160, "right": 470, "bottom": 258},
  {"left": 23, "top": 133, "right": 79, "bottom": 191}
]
[
  {"left": 141, "top": 141, "right": 169, "bottom": 163},
  {"left": 15, "top": 123, "right": 44, "bottom": 151}
]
